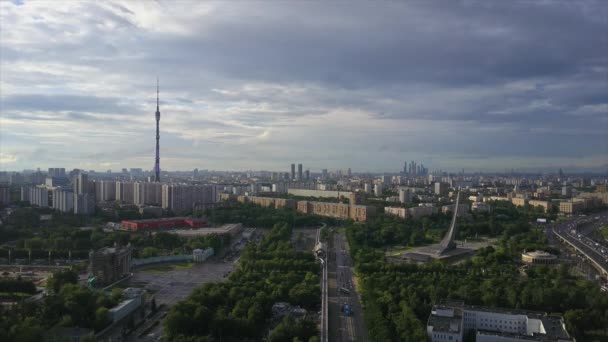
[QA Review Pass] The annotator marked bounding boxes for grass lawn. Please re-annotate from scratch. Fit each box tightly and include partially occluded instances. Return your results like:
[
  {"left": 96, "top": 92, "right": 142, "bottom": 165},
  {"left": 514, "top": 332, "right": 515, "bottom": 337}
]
[
  {"left": 385, "top": 246, "right": 414, "bottom": 257},
  {"left": 600, "top": 226, "right": 608, "bottom": 240}
]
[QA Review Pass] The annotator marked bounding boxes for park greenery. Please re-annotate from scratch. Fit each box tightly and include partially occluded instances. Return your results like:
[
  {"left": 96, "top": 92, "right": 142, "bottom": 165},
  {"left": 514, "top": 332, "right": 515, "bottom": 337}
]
[
  {"left": 200, "top": 202, "right": 336, "bottom": 228},
  {"left": 164, "top": 222, "right": 320, "bottom": 342},
  {"left": 0, "top": 269, "right": 118, "bottom": 342},
  {"left": 346, "top": 201, "right": 608, "bottom": 341},
  {"left": 0, "top": 206, "right": 231, "bottom": 260}
]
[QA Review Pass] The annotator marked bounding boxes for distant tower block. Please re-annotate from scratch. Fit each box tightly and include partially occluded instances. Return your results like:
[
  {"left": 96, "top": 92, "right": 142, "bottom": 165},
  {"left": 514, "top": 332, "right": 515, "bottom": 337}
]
[
  {"left": 437, "top": 192, "right": 460, "bottom": 255},
  {"left": 154, "top": 78, "right": 161, "bottom": 182}
]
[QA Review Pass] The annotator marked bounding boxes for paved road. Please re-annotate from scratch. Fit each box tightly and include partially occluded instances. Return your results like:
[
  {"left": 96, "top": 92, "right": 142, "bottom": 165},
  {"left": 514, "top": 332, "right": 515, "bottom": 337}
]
[
  {"left": 551, "top": 211, "right": 608, "bottom": 280},
  {"left": 328, "top": 231, "right": 368, "bottom": 342}
]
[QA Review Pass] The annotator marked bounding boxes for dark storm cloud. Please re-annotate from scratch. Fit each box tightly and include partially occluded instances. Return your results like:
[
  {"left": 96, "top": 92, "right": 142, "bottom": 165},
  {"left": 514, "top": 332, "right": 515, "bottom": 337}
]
[
  {"left": 1, "top": 94, "right": 141, "bottom": 114},
  {"left": 1, "top": 0, "right": 606, "bottom": 171}
]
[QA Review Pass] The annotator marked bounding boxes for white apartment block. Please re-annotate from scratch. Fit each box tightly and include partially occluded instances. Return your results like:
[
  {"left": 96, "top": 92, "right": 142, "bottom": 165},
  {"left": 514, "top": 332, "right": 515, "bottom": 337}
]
[
  {"left": 427, "top": 302, "right": 572, "bottom": 342},
  {"left": 116, "top": 181, "right": 135, "bottom": 204},
  {"left": 52, "top": 190, "right": 74, "bottom": 213}
]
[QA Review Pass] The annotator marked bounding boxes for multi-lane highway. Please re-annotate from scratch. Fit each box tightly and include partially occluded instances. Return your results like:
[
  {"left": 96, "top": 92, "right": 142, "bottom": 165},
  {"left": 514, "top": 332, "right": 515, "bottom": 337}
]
[
  {"left": 551, "top": 211, "right": 608, "bottom": 280},
  {"left": 328, "top": 231, "right": 368, "bottom": 342}
]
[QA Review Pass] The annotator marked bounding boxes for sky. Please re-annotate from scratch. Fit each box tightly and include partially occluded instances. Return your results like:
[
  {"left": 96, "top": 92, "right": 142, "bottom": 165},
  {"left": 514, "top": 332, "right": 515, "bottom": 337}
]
[{"left": 0, "top": 1, "right": 607, "bottom": 173}]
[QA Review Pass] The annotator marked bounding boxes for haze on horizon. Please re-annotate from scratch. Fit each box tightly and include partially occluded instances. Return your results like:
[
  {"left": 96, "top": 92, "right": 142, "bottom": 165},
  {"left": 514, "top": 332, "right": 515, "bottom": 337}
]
[{"left": 0, "top": 0, "right": 607, "bottom": 173}]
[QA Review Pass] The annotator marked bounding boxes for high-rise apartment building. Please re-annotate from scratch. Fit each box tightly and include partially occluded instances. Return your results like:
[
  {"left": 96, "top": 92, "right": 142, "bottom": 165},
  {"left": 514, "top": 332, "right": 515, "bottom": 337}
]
[
  {"left": 291, "top": 164, "right": 296, "bottom": 180},
  {"left": 435, "top": 182, "right": 448, "bottom": 195},
  {"left": 134, "top": 182, "right": 162, "bottom": 206},
  {"left": 116, "top": 181, "right": 135, "bottom": 204},
  {"left": 52, "top": 190, "right": 74, "bottom": 213},
  {"left": 73, "top": 173, "right": 89, "bottom": 195},
  {"left": 48, "top": 168, "right": 66, "bottom": 178},
  {"left": 0, "top": 187, "right": 10, "bottom": 205},
  {"left": 74, "top": 193, "right": 95, "bottom": 215},
  {"left": 99, "top": 180, "right": 116, "bottom": 201},
  {"left": 297, "top": 164, "right": 303, "bottom": 181},
  {"left": 162, "top": 184, "right": 216, "bottom": 214}
]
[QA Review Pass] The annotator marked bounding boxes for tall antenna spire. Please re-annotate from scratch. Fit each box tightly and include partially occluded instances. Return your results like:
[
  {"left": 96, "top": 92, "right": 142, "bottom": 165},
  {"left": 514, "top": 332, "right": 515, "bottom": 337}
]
[{"left": 154, "top": 77, "right": 161, "bottom": 182}]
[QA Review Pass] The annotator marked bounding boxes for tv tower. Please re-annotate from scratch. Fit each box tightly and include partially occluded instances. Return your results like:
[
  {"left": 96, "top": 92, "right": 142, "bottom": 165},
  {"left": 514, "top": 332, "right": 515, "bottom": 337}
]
[{"left": 154, "top": 78, "right": 161, "bottom": 182}]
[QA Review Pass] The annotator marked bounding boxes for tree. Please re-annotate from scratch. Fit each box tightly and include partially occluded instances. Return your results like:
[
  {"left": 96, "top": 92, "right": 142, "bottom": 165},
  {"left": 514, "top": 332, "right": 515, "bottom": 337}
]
[
  {"left": 94, "top": 307, "right": 110, "bottom": 331},
  {"left": 47, "top": 269, "right": 78, "bottom": 293},
  {"left": 141, "top": 246, "right": 159, "bottom": 258},
  {"left": 111, "top": 287, "right": 123, "bottom": 303}
]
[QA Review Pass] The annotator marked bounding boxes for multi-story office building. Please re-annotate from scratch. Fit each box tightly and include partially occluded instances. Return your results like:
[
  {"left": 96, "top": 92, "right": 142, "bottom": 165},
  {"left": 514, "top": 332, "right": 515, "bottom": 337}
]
[
  {"left": 116, "top": 181, "right": 135, "bottom": 204},
  {"left": 89, "top": 245, "right": 132, "bottom": 286},
  {"left": 52, "top": 190, "right": 74, "bottom": 213},
  {"left": 291, "top": 164, "right": 296, "bottom": 180},
  {"left": 427, "top": 301, "right": 572, "bottom": 342}
]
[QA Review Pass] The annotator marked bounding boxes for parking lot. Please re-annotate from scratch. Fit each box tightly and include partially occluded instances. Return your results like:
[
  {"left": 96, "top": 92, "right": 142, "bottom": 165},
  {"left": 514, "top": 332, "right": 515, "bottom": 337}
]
[{"left": 128, "top": 260, "right": 235, "bottom": 306}]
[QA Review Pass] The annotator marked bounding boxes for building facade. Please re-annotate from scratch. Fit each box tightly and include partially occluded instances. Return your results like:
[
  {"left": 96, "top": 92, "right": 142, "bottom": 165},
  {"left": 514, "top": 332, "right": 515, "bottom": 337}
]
[
  {"left": 427, "top": 302, "right": 572, "bottom": 342},
  {"left": 89, "top": 245, "right": 132, "bottom": 286}
]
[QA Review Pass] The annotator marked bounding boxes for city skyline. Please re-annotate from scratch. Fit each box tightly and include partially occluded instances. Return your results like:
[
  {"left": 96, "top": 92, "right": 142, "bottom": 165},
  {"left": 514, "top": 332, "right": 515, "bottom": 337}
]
[{"left": 1, "top": 1, "right": 607, "bottom": 172}]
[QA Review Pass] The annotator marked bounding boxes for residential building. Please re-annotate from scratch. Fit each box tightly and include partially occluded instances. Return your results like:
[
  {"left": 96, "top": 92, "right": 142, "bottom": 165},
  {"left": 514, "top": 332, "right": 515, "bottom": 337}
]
[
  {"left": 385, "top": 206, "right": 408, "bottom": 219},
  {"left": 297, "top": 163, "right": 303, "bottom": 181},
  {"left": 116, "top": 181, "right": 135, "bottom": 204},
  {"left": 441, "top": 204, "right": 469, "bottom": 216},
  {"left": 434, "top": 182, "right": 448, "bottom": 195},
  {"left": 559, "top": 201, "right": 584, "bottom": 215},
  {"left": 528, "top": 200, "right": 550, "bottom": 213},
  {"left": 73, "top": 173, "right": 89, "bottom": 195},
  {"left": 511, "top": 197, "right": 527, "bottom": 207},
  {"left": 471, "top": 202, "right": 491, "bottom": 213},
  {"left": 374, "top": 183, "right": 383, "bottom": 197},
  {"left": 399, "top": 188, "right": 414, "bottom": 204},
  {"left": 427, "top": 301, "right": 572, "bottom": 342},
  {"left": 52, "top": 190, "right": 74, "bottom": 213},
  {"left": 287, "top": 188, "right": 352, "bottom": 199},
  {"left": 99, "top": 180, "right": 116, "bottom": 201},
  {"left": 74, "top": 193, "right": 95, "bottom": 215},
  {"left": 121, "top": 217, "right": 206, "bottom": 231},
  {"left": 0, "top": 187, "right": 10, "bottom": 205},
  {"left": 408, "top": 205, "right": 437, "bottom": 219}
]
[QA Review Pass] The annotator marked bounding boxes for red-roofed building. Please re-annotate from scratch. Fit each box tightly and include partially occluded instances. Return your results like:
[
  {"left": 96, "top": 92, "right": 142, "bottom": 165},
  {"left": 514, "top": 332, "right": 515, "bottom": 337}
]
[{"left": 121, "top": 217, "right": 206, "bottom": 231}]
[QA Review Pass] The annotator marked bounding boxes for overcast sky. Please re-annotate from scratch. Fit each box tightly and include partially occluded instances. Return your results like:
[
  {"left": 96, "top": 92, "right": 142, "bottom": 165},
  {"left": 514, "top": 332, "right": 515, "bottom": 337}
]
[{"left": 1, "top": 1, "right": 606, "bottom": 173}]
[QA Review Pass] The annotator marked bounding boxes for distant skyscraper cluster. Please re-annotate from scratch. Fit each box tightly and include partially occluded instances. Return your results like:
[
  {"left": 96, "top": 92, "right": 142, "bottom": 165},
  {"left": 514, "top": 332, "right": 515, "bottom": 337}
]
[
  {"left": 289, "top": 163, "right": 308, "bottom": 181},
  {"left": 403, "top": 160, "right": 428, "bottom": 176}
]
